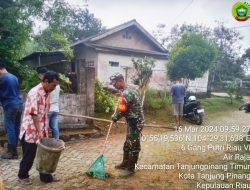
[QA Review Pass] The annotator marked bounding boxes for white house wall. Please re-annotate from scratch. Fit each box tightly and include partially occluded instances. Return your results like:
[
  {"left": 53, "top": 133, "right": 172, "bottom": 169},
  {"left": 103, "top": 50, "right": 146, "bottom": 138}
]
[
  {"left": 76, "top": 46, "right": 209, "bottom": 93},
  {"left": 75, "top": 45, "right": 98, "bottom": 68},
  {"left": 187, "top": 71, "right": 209, "bottom": 93},
  {"left": 97, "top": 52, "right": 167, "bottom": 89}
]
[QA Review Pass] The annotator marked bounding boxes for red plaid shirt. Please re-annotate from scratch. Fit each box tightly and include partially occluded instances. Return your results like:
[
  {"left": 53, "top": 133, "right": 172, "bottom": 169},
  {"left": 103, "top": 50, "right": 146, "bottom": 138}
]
[{"left": 19, "top": 83, "right": 50, "bottom": 143}]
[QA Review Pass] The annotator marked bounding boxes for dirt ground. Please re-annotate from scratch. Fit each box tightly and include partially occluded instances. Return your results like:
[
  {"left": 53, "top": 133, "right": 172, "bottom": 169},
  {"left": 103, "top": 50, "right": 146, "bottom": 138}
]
[{"left": 61, "top": 110, "right": 250, "bottom": 190}]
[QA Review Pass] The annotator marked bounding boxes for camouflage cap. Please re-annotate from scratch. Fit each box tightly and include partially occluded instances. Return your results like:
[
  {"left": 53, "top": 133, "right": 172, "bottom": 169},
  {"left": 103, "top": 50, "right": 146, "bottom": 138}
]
[{"left": 109, "top": 73, "right": 124, "bottom": 85}]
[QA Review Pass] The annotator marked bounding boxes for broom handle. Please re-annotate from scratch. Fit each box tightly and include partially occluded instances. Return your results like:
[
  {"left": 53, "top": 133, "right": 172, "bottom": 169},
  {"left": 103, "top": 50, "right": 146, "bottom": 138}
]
[
  {"left": 102, "top": 101, "right": 119, "bottom": 155},
  {"left": 102, "top": 121, "right": 114, "bottom": 155}
]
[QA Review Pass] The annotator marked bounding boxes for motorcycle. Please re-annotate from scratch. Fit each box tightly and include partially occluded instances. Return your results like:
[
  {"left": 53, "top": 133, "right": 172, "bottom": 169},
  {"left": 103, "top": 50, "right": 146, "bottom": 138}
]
[
  {"left": 183, "top": 96, "right": 204, "bottom": 125},
  {"left": 239, "top": 102, "right": 250, "bottom": 113},
  {"left": 239, "top": 102, "right": 250, "bottom": 142}
]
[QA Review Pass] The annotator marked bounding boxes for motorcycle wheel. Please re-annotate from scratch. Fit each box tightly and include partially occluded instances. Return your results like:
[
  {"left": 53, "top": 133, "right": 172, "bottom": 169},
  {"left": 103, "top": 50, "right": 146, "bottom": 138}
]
[
  {"left": 195, "top": 113, "right": 203, "bottom": 125},
  {"left": 239, "top": 104, "right": 247, "bottom": 111}
]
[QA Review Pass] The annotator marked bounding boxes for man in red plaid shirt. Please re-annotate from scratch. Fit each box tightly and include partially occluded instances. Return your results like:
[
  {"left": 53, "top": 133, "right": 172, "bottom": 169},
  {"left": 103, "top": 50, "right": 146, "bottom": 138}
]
[{"left": 18, "top": 71, "right": 59, "bottom": 185}]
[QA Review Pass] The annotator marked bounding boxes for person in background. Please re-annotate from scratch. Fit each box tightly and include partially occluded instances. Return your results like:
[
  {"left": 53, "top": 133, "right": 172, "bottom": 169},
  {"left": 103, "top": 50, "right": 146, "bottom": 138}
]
[
  {"left": 170, "top": 79, "right": 186, "bottom": 129},
  {"left": 110, "top": 73, "right": 144, "bottom": 177},
  {"left": 18, "top": 71, "right": 59, "bottom": 185},
  {"left": 37, "top": 67, "right": 60, "bottom": 139},
  {"left": 0, "top": 59, "right": 23, "bottom": 159}
]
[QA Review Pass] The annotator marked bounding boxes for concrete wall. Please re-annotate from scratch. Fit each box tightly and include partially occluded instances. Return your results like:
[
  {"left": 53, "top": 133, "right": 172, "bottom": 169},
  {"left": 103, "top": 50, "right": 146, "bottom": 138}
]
[
  {"left": 0, "top": 93, "right": 90, "bottom": 131},
  {"left": 187, "top": 72, "right": 209, "bottom": 93},
  {"left": 96, "top": 52, "right": 167, "bottom": 89},
  {"left": 95, "top": 27, "right": 157, "bottom": 52},
  {"left": 74, "top": 45, "right": 209, "bottom": 93},
  {"left": 164, "top": 72, "right": 209, "bottom": 94},
  {"left": 59, "top": 94, "right": 87, "bottom": 128},
  {"left": 74, "top": 45, "right": 168, "bottom": 90}
]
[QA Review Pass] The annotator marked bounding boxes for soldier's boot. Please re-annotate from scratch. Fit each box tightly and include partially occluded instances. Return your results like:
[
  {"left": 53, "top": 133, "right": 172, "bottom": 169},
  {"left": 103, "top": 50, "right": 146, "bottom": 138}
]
[
  {"left": 119, "top": 153, "right": 139, "bottom": 177},
  {"left": 115, "top": 151, "right": 129, "bottom": 169},
  {"left": 1, "top": 144, "right": 18, "bottom": 159},
  {"left": 12, "top": 146, "right": 18, "bottom": 159}
]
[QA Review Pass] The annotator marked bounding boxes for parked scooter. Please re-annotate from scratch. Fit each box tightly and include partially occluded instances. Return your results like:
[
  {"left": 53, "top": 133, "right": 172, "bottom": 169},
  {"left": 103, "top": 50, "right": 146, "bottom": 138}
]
[
  {"left": 239, "top": 102, "right": 250, "bottom": 142},
  {"left": 183, "top": 96, "right": 204, "bottom": 125},
  {"left": 239, "top": 102, "right": 250, "bottom": 113}
]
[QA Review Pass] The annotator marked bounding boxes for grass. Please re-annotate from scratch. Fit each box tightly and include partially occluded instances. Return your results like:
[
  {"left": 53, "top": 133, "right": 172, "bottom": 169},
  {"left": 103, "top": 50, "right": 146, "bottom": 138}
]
[
  {"left": 93, "top": 97, "right": 243, "bottom": 130},
  {"left": 200, "top": 97, "right": 243, "bottom": 116}
]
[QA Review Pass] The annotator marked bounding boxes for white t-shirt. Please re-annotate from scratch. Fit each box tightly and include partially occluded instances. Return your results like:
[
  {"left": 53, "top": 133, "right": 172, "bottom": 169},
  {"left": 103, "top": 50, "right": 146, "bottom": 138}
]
[{"left": 49, "top": 85, "right": 60, "bottom": 112}]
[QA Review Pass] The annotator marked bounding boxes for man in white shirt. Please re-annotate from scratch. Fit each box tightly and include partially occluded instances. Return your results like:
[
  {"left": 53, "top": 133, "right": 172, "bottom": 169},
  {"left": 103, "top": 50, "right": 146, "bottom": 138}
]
[
  {"left": 37, "top": 67, "right": 60, "bottom": 139},
  {"left": 47, "top": 85, "right": 60, "bottom": 139}
]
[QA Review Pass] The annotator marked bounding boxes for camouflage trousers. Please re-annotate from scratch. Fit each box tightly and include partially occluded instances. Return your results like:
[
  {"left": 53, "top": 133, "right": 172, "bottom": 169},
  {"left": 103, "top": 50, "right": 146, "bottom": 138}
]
[{"left": 123, "top": 118, "right": 143, "bottom": 156}]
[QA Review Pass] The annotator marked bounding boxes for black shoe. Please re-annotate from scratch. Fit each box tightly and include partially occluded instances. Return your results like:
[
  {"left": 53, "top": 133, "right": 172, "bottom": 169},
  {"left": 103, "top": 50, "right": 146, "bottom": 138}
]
[
  {"left": 119, "top": 169, "right": 134, "bottom": 177},
  {"left": 115, "top": 151, "right": 129, "bottom": 170},
  {"left": 1, "top": 144, "right": 18, "bottom": 159},
  {"left": 115, "top": 162, "right": 128, "bottom": 170},
  {"left": 119, "top": 153, "right": 138, "bottom": 177},
  {"left": 1, "top": 152, "right": 18, "bottom": 159}
]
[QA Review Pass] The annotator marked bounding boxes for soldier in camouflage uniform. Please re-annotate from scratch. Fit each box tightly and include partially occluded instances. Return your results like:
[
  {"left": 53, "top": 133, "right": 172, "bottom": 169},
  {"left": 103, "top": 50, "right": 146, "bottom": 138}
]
[{"left": 110, "top": 73, "right": 144, "bottom": 177}]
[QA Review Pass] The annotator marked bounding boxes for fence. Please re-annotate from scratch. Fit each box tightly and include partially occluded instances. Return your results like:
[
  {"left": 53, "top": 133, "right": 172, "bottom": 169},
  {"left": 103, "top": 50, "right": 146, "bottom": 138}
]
[{"left": 211, "top": 80, "right": 250, "bottom": 95}]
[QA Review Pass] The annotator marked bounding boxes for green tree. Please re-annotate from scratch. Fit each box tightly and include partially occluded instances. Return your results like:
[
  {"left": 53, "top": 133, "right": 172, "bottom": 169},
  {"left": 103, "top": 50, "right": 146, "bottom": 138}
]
[
  {"left": 34, "top": 30, "right": 73, "bottom": 59},
  {"left": 225, "top": 80, "right": 240, "bottom": 104},
  {"left": 154, "top": 22, "right": 245, "bottom": 83},
  {"left": 242, "top": 48, "right": 250, "bottom": 70},
  {"left": 0, "top": 0, "right": 45, "bottom": 85},
  {"left": 0, "top": 0, "right": 103, "bottom": 85},
  {"left": 131, "top": 56, "right": 155, "bottom": 104},
  {"left": 66, "top": 9, "right": 104, "bottom": 42},
  {"left": 166, "top": 33, "right": 217, "bottom": 84},
  {"left": 210, "top": 22, "right": 245, "bottom": 81},
  {"left": 0, "top": 0, "right": 44, "bottom": 62},
  {"left": 153, "top": 23, "right": 211, "bottom": 50},
  {"left": 243, "top": 48, "right": 250, "bottom": 59},
  {"left": 34, "top": 1, "right": 103, "bottom": 51}
]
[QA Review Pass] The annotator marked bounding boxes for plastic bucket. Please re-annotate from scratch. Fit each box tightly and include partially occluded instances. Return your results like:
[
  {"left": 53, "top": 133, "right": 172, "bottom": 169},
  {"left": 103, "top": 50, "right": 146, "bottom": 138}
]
[{"left": 35, "top": 138, "right": 65, "bottom": 173}]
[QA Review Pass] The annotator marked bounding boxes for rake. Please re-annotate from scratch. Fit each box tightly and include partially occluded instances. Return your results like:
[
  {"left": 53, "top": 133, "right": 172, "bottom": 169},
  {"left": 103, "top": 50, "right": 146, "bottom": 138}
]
[{"left": 86, "top": 120, "right": 114, "bottom": 179}]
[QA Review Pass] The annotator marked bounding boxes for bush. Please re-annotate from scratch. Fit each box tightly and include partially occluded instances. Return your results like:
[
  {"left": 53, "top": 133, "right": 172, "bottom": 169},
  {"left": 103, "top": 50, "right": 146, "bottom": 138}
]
[
  {"left": 95, "top": 79, "right": 117, "bottom": 113},
  {"left": 225, "top": 80, "right": 241, "bottom": 104},
  {"left": 20, "top": 66, "right": 40, "bottom": 92},
  {"left": 143, "top": 88, "right": 171, "bottom": 111},
  {"left": 20, "top": 67, "right": 72, "bottom": 93}
]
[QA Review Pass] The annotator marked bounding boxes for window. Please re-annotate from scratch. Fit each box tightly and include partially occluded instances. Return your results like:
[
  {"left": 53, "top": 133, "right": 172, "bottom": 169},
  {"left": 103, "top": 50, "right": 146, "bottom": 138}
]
[
  {"left": 122, "top": 31, "right": 132, "bottom": 40},
  {"left": 109, "top": 61, "right": 119, "bottom": 67}
]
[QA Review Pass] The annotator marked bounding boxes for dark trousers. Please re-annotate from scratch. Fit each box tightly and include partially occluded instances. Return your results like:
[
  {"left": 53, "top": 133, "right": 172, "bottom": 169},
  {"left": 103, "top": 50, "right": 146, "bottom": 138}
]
[
  {"left": 3, "top": 106, "right": 22, "bottom": 146},
  {"left": 18, "top": 135, "right": 53, "bottom": 182},
  {"left": 123, "top": 118, "right": 142, "bottom": 155}
]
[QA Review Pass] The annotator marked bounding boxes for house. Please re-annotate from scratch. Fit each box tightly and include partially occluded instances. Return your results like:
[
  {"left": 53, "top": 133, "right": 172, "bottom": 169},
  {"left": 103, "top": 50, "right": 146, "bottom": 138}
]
[
  {"left": 21, "top": 20, "right": 209, "bottom": 94},
  {"left": 0, "top": 20, "right": 210, "bottom": 131},
  {"left": 70, "top": 19, "right": 209, "bottom": 93},
  {"left": 19, "top": 20, "right": 170, "bottom": 130},
  {"left": 71, "top": 19, "right": 168, "bottom": 90}
]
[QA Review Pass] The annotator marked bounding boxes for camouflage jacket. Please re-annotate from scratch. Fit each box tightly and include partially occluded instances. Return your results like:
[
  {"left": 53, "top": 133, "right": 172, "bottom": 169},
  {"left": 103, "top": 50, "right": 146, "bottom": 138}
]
[{"left": 113, "top": 87, "right": 144, "bottom": 124}]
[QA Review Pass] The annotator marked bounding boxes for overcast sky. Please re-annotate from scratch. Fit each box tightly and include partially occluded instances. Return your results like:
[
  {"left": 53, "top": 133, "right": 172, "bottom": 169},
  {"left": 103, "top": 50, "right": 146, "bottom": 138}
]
[{"left": 68, "top": 0, "right": 250, "bottom": 52}]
